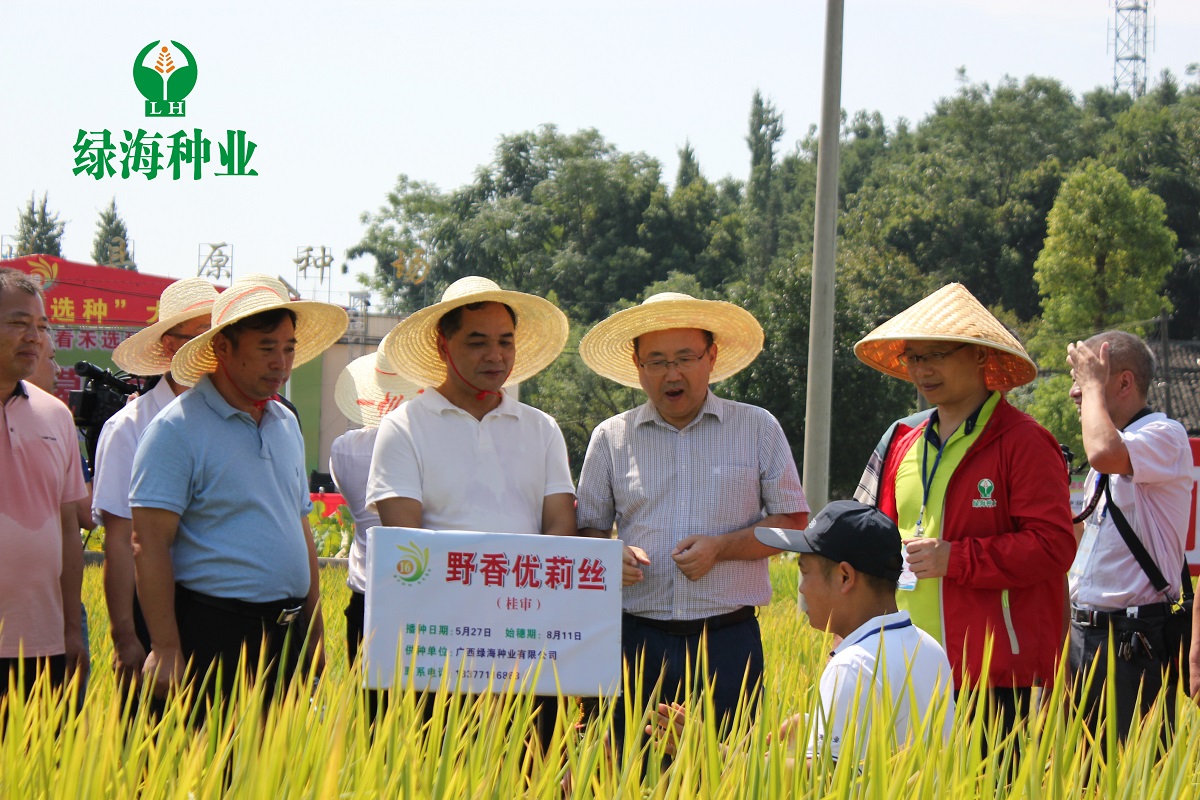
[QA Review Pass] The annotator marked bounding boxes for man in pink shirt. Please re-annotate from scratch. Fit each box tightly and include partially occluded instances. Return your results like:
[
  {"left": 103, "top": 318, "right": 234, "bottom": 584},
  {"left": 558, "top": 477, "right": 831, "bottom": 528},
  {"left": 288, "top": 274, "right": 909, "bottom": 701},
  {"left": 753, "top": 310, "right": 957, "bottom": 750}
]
[{"left": 0, "top": 268, "right": 88, "bottom": 697}]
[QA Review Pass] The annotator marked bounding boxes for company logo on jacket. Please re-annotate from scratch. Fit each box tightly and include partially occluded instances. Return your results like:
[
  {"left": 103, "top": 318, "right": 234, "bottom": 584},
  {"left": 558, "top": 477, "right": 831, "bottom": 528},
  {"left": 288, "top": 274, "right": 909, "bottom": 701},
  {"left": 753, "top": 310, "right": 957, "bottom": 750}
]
[{"left": 972, "top": 478, "right": 997, "bottom": 508}]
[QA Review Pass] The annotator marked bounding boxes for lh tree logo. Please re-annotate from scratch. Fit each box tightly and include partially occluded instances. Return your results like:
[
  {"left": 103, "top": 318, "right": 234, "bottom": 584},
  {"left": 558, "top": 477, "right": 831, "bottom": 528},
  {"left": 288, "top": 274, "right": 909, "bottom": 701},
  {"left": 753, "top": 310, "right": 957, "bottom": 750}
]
[
  {"left": 133, "top": 41, "right": 197, "bottom": 117},
  {"left": 972, "top": 478, "right": 998, "bottom": 508}
]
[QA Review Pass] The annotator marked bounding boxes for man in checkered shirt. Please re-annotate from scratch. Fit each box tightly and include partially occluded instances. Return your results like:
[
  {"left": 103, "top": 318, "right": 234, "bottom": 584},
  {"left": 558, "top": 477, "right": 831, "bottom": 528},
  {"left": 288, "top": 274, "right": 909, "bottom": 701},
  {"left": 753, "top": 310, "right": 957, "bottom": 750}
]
[{"left": 575, "top": 292, "right": 809, "bottom": 743}]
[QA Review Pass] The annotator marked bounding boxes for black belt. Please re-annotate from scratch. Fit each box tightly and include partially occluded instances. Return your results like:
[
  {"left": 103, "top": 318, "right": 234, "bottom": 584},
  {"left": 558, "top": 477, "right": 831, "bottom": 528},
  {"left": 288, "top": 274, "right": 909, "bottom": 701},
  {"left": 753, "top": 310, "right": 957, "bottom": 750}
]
[
  {"left": 178, "top": 585, "right": 306, "bottom": 626},
  {"left": 624, "top": 605, "right": 755, "bottom": 636},
  {"left": 1070, "top": 602, "right": 1172, "bottom": 628}
]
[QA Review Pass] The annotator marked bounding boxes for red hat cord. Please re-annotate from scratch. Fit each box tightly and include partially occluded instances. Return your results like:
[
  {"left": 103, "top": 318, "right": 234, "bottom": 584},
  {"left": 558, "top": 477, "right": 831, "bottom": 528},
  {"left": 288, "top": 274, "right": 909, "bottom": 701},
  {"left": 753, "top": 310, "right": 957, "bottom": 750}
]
[{"left": 439, "top": 333, "right": 511, "bottom": 401}]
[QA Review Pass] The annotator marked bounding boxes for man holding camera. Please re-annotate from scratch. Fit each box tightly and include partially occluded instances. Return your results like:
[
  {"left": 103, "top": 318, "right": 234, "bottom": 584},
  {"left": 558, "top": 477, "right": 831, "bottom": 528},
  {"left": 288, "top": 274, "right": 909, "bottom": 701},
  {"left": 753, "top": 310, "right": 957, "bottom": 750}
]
[
  {"left": 91, "top": 278, "right": 217, "bottom": 691},
  {"left": 0, "top": 268, "right": 88, "bottom": 697}
]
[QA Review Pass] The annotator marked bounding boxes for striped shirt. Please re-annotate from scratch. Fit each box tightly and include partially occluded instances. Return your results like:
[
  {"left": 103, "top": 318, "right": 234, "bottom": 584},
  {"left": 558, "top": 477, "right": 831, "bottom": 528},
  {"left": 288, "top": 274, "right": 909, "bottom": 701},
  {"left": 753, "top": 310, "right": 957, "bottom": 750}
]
[{"left": 576, "top": 392, "right": 807, "bottom": 620}]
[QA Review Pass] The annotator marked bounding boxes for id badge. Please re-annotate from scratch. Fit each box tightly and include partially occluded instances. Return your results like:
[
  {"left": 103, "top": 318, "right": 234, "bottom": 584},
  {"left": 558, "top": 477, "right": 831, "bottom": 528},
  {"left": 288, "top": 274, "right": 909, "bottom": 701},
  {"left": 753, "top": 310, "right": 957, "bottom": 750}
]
[{"left": 1068, "top": 521, "right": 1100, "bottom": 585}]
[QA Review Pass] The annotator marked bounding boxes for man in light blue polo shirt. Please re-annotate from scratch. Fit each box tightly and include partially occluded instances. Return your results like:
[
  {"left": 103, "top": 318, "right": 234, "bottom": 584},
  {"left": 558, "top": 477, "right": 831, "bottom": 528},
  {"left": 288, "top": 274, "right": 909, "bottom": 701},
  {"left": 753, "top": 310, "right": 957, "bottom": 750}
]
[{"left": 131, "top": 274, "right": 347, "bottom": 715}]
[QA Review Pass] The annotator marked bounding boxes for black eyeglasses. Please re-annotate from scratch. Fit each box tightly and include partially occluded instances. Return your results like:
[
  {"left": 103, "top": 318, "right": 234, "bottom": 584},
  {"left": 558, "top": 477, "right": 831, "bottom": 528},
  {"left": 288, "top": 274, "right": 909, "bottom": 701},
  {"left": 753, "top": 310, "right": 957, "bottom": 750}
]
[
  {"left": 638, "top": 346, "right": 710, "bottom": 376},
  {"left": 897, "top": 344, "right": 967, "bottom": 367}
]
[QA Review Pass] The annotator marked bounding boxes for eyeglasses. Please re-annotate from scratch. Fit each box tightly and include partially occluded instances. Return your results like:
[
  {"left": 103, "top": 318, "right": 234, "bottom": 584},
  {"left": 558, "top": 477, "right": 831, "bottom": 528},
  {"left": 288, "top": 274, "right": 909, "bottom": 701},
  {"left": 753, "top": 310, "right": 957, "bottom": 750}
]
[
  {"left": 638, "top": 346, "right": 710, "bottom": 376},
  {"left": 897, "top": 344, "right": 967, "bottom": 367}
]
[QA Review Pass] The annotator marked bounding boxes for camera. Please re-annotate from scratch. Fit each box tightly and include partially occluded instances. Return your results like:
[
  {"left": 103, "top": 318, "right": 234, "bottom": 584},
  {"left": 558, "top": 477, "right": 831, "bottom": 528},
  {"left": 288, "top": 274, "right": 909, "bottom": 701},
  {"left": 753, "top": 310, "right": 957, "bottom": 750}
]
[{"left": 68, "top": 362, "right": 142, "bottom": 472}]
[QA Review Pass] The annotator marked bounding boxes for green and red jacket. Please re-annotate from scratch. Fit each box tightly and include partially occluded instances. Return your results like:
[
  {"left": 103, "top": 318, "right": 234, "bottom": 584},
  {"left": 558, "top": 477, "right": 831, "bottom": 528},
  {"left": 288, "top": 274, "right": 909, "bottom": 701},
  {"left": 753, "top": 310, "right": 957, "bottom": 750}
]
[{"left": 864, "top": 397, "right": 1077, "bottom": 690}]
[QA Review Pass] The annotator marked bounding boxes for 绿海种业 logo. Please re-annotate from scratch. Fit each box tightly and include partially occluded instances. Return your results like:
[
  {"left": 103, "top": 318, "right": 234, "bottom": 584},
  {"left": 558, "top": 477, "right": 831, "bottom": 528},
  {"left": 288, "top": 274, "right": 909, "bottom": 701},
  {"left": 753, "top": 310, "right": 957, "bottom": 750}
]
[
  {"left": 133, "top": 41, "right": 197, "bottom": 117},
  {"left": 972, "top": 478, "right": 997, "bottom": 508}
]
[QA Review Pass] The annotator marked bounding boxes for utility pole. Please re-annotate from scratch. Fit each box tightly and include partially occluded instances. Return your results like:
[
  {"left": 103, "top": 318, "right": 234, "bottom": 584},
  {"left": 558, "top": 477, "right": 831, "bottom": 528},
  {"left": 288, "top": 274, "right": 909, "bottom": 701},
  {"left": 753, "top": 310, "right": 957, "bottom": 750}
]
[
  {"left": 802, "top": 0, "right": 844, "bottom": 512},
  {"left": 1159, "top": 310, "right": 1172, "bottom": 419}
]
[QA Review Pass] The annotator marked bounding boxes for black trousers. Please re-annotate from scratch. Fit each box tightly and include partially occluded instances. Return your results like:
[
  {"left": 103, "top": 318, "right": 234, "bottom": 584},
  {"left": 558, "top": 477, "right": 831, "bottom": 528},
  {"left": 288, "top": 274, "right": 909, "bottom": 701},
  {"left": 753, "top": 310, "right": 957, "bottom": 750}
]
[
  {"left": 346, "top": 589, "right": 366, "bottom": 667},
  {"left": 613, "top": 612, "right": 764, "bottom": 744},
  {"left": 0, "top": 654, "right": 67, "bottom": 699},
  {"left": 954, "top": 687, "right": 1032, "bottom": 738},
  {"left": 166, "top": 586, "right": 306, "bottom": 724},
  {"left": 1069, "top": 612, "right": 1176, "bottom": 739}
]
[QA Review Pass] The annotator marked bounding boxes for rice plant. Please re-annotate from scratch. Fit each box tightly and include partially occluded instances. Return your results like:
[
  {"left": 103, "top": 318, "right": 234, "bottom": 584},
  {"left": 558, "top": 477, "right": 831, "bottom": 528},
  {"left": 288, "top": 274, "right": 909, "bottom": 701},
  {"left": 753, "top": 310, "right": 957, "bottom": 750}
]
[{"left": 1, "top": 562, "right": 1197, "bottom": 797}]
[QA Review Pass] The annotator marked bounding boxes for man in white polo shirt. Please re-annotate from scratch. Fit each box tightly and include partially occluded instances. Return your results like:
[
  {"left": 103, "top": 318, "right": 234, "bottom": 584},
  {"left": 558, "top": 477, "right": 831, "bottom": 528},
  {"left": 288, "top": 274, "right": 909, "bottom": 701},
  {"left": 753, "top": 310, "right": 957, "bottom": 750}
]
[
  {"left": 366, "top": 276, "right": 576, "bottom": 742},
  {"left": 761, "top": 501, "right": 954, "bottom": 762},
  {"left": 92, "top": 278, "right": 216, "bottom": 690}
]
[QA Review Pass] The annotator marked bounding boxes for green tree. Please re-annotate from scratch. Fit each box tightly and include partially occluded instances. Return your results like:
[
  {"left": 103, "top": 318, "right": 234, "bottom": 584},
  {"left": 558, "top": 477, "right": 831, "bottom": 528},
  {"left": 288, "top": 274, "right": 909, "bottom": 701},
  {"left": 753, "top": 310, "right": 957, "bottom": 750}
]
[
  {"left": 346, "top": 175, "right": 449, "bottom": 313},
  {"left": 350, "top": 127, "right": 681, "bottom": 322},
  {"left": 90, "top": 197, "right": 137, "bottom": 270},
  {"left": 744, "top": 91, "right": 785, "bottom": 273},
  {"left": 1099, "top": 92, "right": 1200, "bottom": 337},
  {"left": 720, "top": 245, "right": 935, "bottom": 499},
  {"left": 519, "top": 275, "right": 709, "bottom": 477},
  {"left": 918, "top": 75, "right": 1090, "bottom": 207},
  {"left": 1024, "top": 160, "right": 1177, "bottom": 459},
  {"left": 637, "top": 145, "right": 735, "bottom": 289},
  {"left": 15, "top": 192, "right": 65, "bottom": 257},
  {"left": 843, "top": 75, "right": 1095, "bottom": 320}
]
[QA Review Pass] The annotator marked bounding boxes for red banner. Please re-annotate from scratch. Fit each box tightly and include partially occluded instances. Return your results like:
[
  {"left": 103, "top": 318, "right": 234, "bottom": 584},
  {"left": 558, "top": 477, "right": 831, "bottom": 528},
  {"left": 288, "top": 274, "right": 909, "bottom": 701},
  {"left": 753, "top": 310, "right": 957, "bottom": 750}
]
[{"left": 1, "top": 254, "right": 179, "bottom": 327}]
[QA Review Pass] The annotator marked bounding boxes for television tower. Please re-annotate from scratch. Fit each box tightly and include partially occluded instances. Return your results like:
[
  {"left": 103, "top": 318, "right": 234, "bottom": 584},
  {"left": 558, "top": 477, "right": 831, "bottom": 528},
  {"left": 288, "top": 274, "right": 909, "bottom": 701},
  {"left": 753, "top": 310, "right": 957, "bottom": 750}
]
[{"left": 1110, "top": 1, "right": 1152, "bottom": 97}]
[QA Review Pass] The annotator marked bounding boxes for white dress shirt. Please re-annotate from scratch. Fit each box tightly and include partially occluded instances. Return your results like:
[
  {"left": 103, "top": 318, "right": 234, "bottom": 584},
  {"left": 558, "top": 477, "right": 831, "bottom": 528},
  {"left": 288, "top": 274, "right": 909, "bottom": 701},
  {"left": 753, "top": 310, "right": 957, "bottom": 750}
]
[
  {"left": 92, "top": 377, "right": 179, "bottom": 522},
  {"left": 330, "top": 427, "right": 378, "bottom": 593},
  {"left": 1070, "top": 412, "right": 1193, "bottom": 610}
]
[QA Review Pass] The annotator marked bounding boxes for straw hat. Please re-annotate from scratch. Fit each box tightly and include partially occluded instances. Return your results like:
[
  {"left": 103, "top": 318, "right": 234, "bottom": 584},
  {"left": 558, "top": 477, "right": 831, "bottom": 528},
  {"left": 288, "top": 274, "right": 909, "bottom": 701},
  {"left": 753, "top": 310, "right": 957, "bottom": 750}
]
[
  {"left": 172, "top": 273, "right": 349, "bottom": 387},
  {"left": 112, "top": 278, "right": 218, "bottom": 376},
  {"left": 579, "top": 292, "right": 764, "bottom": 388},
  {"left": 334, "top": 332, "right": 424, "bottom": 428},
  {"left": 382, "top": 276, "right": 568, "bottom": 387},
  {"left": 854, "top": 283, "right": 1037, "bottom": 391}
]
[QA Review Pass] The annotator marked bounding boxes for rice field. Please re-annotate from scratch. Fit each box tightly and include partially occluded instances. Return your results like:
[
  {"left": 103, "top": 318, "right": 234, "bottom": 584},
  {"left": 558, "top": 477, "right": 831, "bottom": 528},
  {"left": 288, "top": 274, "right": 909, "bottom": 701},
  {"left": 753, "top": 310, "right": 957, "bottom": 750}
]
[{"left": 3, "top": 560, "right": 1199, "bottom": 798}]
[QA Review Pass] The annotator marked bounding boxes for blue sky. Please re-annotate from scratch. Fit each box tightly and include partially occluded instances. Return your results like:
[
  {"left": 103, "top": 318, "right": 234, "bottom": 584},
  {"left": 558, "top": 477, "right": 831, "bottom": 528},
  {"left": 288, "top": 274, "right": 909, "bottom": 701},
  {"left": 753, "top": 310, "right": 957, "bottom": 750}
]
[{"left": 2, "top": 0, "right": 1196, "bottom": 304}]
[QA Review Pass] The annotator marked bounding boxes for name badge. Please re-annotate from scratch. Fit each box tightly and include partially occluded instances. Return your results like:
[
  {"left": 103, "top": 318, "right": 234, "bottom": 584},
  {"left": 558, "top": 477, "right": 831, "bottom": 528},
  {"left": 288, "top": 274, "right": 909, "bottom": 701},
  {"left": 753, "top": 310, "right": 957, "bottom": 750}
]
[{"left": 1068, "top": 521, "right": 1100, "bottom": 586}]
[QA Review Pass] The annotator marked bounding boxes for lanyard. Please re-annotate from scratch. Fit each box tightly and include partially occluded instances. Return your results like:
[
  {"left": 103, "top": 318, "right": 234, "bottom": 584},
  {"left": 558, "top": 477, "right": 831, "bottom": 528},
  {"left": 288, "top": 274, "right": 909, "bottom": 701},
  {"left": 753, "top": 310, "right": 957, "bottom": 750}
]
[
  {"left": 847, "top": 618, "right": 914, "bottom": 648},
  {"left": 1093, "top": 473, "right": 1108, "bottom": 523},
  {"left": 913, "top": 400, "right": 989, "bottom": 536},
  {"left": 915, "top": 426, "right": 950, "bottom": 537}
]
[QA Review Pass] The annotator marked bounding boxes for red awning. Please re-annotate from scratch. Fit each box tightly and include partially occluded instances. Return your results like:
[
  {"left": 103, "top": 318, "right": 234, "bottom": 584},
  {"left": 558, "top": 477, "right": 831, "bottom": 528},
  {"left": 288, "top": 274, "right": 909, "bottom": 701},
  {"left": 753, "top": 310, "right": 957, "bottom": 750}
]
[{"left": 1, "top": 254, "right": 181, "bottom": 328}]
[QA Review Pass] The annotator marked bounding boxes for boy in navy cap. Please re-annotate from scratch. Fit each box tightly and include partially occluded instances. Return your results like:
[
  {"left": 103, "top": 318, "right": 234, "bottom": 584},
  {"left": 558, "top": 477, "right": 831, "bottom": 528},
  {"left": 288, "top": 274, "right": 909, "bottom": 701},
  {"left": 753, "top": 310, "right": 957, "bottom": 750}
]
[{"left": 652, "top": 501, "right": 954, "bottom": 764}]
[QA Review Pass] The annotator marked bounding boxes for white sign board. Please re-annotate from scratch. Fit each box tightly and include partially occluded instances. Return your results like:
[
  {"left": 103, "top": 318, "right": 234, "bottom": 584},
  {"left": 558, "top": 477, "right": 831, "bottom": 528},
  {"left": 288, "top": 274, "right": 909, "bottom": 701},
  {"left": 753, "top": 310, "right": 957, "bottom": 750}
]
[{"left": 364, "top": 527, "right": 623, "bottom": 696}]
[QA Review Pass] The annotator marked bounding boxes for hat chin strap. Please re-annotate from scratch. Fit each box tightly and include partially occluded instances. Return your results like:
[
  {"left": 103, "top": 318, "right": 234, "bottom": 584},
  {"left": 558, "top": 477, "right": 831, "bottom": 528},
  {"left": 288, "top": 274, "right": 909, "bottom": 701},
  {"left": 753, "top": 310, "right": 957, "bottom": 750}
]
[
  {"left": 439, "top": 334, "right": 510, "bottom": 402},
  {"left": 218, "top": 360, "right": 275, "bottom": 411}
]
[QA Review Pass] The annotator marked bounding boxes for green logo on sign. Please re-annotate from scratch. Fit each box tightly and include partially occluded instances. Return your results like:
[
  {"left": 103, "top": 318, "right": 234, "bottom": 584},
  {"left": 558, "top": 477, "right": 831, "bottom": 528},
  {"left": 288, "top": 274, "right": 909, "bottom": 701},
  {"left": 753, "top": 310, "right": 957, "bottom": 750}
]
[
  {"left": 133, "top": 41, "right": 197, "bottom": 117},
  {"left": 395, "top": 541, "right": 430, "bottom": 585},
  {"left": 978, "top": 479, "right": 994, "bottom": 499}
]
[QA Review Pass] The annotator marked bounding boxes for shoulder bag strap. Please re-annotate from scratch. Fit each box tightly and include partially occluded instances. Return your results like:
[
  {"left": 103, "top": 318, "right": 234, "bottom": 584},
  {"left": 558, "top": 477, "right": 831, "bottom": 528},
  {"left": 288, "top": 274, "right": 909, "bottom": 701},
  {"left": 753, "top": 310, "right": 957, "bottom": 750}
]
[
  {"left": 1101, "top": 479, "right": 1171, "bottom": 596},
  {"left": 1092, "top": 406, "right": 1183, "bottom": 602}
]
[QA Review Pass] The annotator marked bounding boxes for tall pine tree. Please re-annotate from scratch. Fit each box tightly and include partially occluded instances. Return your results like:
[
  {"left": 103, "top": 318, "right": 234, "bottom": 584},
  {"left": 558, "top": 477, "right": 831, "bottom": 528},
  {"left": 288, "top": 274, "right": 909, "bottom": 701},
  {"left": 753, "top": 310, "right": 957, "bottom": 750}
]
[
  {"left": 90, "top": 197, "right": 137, "bottom": 270},
  {"left": 15, "top": 192, "right": 65, "bottom": 257},
  {"left": 744, "top": 92, "right": 784, "bottom": 272}
]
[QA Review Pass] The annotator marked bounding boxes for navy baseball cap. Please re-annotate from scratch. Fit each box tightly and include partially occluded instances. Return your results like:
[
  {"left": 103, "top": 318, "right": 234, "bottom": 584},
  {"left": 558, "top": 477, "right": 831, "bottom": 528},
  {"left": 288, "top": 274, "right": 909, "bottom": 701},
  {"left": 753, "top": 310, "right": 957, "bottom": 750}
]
[{"left": 755, "top": 500, "right": 903, "bottom": 581}]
